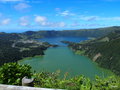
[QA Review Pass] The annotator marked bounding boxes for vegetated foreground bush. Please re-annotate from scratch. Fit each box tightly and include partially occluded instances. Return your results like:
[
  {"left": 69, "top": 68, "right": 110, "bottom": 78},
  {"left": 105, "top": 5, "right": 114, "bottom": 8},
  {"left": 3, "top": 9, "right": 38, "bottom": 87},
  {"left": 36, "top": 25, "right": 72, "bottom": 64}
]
[
  {"left": 0, "top": 63, "right": 33, "bottom": 85},
  {"left": 34, "top": 72, "right": 120, "bottom": 90},
  {"left": 0, "top": 63, "right": 120, "bottom": 90}
]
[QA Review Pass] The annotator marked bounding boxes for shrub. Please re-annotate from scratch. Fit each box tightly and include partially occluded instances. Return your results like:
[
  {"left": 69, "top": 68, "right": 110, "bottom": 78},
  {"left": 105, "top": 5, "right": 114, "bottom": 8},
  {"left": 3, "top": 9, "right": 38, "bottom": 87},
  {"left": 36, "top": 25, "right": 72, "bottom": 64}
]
[
  {"left": 34, "top": 72, "right": 120, "bottom": 90},
  {"left": 33, "top": 71, "right": 60, "bottom": 88},
  {"left": 0, "top": 63, "right": 120, "bottom": 90},
  {"left": 0, "top": 63, "right": 33, "bottom": 85}
]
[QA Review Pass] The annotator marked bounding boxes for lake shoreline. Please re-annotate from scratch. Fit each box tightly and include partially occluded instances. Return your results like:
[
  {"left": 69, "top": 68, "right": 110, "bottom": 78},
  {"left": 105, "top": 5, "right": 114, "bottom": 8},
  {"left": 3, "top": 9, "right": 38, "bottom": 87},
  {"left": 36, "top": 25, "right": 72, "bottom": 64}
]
[{"left": 19, "top": 37, "right": 114, "bottom": 79}]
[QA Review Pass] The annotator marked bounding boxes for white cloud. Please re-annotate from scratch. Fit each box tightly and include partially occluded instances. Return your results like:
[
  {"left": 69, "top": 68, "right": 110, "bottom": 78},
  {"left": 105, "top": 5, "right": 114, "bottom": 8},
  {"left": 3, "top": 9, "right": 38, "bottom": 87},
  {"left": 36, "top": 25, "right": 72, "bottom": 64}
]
[
  {"left": 35, "top": 16, "right": 47, "bottom": 24},
  {"left": 100, "top": 17, "right": 120, "bottom": 21},
  {"left": 0, "top": 13, "right": 11, "bottom": 25},
  {"left": 79, "top": 16, "right": 99, "bottom": 21},
  {"left": 71, "top": 22, "right": 105, "bottom": 27},
  {"left": 60, "top": 10, "right": 70, "bottom": 16},
  {"left": 19, "top": 16, "right": 29, "bottom": 26},
  {"left": 79, "top": 24, "right": 105, "bottom": 27},
  {"left": 35, "top": 16, "right": 47, "bottom": 26},
  {"left": 56, "top": 10, "right": 75, "bottom": 17},
  {"left": 14, "top": 3, "right": 31, "bottom": 10},
  {"left": 34, "top": 15, "right": 66, "bottom": 27},
  {"left": 0, "top": 18, "right": 11, "bottom": 25},
  {"left": 58, "top": 22, "right": 66, "bottom": 27},
  {"left": 55, "top": 8, "right": 61, "bottom": 11},
  {"left": 71, "top": 22, "right": 80, "bottom": 27},
  {"left": 46, "top": 22, "right": 66, "bottom": 27},
  {"left": 78, "top": 15, "right": 120, "bottom": 21}
]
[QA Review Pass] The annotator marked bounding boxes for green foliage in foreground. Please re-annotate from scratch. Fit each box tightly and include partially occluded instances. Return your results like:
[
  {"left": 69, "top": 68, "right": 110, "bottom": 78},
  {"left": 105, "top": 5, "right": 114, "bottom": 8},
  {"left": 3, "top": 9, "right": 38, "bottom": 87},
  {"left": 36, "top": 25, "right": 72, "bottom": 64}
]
[
  {"left": 34, "top": 72, "right": 120, "bottom": 90},
  {"left": 0, "top": 63, "right": 120, "bottom": 90},
  {"left": 0, "top": 63, "right": 33, "bottom": 85}
]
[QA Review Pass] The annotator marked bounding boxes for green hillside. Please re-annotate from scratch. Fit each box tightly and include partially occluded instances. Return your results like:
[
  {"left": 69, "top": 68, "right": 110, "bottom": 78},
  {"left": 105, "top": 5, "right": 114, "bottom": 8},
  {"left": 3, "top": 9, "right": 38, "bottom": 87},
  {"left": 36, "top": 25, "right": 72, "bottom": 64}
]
[
  {"left": 67, "top": 31, "right": 120, "bottom": 75},
  {"left": 0, "top": 33, "right": 52, "bottom": 65}
]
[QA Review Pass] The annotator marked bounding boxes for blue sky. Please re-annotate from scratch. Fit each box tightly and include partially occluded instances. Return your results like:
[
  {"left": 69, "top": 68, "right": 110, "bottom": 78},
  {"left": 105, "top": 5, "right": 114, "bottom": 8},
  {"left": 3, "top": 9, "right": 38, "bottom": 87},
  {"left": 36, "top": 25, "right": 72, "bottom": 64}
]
[{"left": 0, "top": 0, "right": 120, "bottom": 32}]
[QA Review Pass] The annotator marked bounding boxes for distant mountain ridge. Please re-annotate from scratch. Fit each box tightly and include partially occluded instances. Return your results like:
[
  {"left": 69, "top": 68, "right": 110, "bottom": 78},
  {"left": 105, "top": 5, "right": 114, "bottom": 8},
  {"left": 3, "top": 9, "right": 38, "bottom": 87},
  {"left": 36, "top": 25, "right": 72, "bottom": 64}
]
[
  {"left": 1, "top": 26, "right": 120, "bottom": 39},
  {"left": 21, "top": 26, "right": 120, "bottom": 39}
]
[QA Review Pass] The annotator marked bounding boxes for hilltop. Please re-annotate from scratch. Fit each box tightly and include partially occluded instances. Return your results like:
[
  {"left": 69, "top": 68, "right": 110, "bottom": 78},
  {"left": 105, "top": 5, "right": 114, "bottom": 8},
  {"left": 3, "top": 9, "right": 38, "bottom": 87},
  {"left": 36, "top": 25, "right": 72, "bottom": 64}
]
[{"left": 21, "top": 26, "right": 120, "bottom": 39}]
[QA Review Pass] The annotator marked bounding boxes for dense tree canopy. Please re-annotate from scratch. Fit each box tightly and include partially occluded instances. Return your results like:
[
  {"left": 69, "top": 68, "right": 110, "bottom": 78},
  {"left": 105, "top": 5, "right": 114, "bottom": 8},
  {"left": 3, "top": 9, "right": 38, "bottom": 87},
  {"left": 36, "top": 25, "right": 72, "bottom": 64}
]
[{"left": 66, "top": 31, "right": 120, "bottom": 75}]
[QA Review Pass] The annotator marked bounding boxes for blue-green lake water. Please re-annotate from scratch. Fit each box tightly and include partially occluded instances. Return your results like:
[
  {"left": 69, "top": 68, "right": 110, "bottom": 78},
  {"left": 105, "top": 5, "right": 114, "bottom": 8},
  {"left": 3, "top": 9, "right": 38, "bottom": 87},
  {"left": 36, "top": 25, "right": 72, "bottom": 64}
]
[{"left": 19, "top": 37, "right": 113, "bottom": 79}]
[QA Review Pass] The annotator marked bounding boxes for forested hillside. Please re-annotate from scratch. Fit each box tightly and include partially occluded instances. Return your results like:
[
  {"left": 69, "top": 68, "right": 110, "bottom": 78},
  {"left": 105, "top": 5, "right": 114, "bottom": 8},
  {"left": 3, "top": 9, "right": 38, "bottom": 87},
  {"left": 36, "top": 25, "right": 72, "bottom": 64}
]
[
  {"left": 0, "top": 33, "right": 53, "bottom": 65},
  {"left": 66, "top": 31, "right": 120, "bottom": 75},
  {"left": 22, "top": 26, "right": 120, "bottom": 39}
]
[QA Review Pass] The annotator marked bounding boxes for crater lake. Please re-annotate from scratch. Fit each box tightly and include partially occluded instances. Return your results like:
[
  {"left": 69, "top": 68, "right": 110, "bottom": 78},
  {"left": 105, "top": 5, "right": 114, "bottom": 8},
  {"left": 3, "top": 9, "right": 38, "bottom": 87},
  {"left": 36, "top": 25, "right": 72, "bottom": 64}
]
[{"left": 19, "top": 37, "right": 113, "bottom": 79}]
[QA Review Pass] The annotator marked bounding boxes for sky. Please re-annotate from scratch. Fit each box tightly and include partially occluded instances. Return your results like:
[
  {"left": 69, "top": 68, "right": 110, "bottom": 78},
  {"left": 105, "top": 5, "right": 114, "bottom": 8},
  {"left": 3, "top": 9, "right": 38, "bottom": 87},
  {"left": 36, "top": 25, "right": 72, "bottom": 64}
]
[{"left": 0, "top": 0, "right": 120, "bottom": 32}]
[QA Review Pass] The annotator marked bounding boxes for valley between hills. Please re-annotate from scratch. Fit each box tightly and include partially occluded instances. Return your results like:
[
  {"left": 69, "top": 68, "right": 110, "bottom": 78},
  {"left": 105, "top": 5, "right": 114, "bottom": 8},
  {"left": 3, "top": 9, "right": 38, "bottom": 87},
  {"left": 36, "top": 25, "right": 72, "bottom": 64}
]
[{"left": 0, "top": 26, "right": 120, "bottom": 89}]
